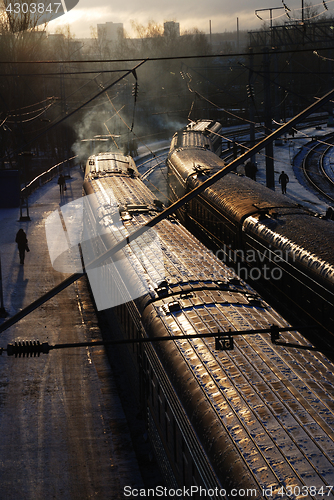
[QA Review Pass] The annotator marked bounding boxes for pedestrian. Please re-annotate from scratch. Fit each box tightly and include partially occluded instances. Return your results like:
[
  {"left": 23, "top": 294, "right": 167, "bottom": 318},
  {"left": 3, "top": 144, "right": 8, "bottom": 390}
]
[
  {"left": 15, "top": 228, "right": 29, "bottom": 265},
  {"left": 245, "top": 160, "right": 257, "bottom": 181},
  {"left": 58, "top": 174, "right": 66, "bottom": 195},
  {"left": 250, "top": 161, "right": 257, "bottom": 181},
  {"left": 326, "top": 206, "right": 334, "bottom": 220},
  {"left": 279, "top": 170, "right": 289, "bottom": 194},
  {"left": 244, "top": 161, "right": 251, "bottom": 178}
]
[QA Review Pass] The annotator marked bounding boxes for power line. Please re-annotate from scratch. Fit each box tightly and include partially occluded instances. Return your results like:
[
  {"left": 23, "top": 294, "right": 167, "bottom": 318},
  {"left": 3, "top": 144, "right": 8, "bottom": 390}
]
[
  {"left": 1, "top": 59, "right": 146, "bottom": 160},
  {"left": 0, "top": 325, "right": 325, "bottom": 357},
  {"left": 1, "top": 45, "right": 334, "bottom": 65},
  {"left": 0, "top": 69, "right": 134, "bottom": 77}
]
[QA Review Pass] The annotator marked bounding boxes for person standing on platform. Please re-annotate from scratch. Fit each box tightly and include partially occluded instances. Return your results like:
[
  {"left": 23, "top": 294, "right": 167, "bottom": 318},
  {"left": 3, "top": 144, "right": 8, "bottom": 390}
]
[
  {"left": 15, "top": 228, "right": 29, "bottom": 265},
  {"left": 58, "top": 174, "right": 66, "bottom": 195},
  {"left": 245, "top": 160, "right": 258, "bottom": 181},
  {"left": 279, "top": 171, "right": 289, "bottom": 194}
]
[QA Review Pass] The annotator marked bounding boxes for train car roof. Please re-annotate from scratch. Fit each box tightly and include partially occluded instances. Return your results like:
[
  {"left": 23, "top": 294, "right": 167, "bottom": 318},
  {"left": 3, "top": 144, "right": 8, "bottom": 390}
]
[
  {"left": 84, "top": 166, "right": 334, "bottom": 492},
  {"left": 85, "top": 152, "right": 138, "bottom": 178},
  {"left": 186, "top": 119, "right": 222, "bottom": 134},
  {"left": 169, "top": 147, "right": 334, "bottom": 266},
  {"left": 168, "top": 148, "right": 225, "bottom": 182},
  {"left": 170, "top": 130, "right": 213, "bottom": 152},
  {"left": 197, "top": 172, "right": 334, "bottom": 266}
]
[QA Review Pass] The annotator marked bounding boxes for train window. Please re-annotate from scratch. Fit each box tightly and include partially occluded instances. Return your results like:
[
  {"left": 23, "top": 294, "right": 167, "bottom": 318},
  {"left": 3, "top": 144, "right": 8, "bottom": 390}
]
[
  {"left": 173, "top": 419, "right": 177, "bottom": 464},
  {"left": 192, "top": 462, "right": 199, "bottom": 487},
  {"left": 182, "top": 440, "right": 187, "bottom": 484},
  {"left": 158, "top": 386, "right": 162, "bottom": 423},
  {"left": 220, "top": 221, "right": 225, "bottom": 240},
  {"left": 151, "top": 368, "right": 155, "bottom": 406},
  {"left": 165, "top": 401, "right": 169, "bottom": 443},
  {"left": 143, "top": 351, "right": 148, "bottom": 371},
  {"left": 124, "top": 312, "right": 129, "bottom": 339}
]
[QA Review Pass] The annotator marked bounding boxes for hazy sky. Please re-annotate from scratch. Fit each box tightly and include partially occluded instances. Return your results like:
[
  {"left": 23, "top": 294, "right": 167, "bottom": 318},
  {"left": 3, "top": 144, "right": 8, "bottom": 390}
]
[{"left": 47, "top": 0, "right": 334, "bottom": 39}]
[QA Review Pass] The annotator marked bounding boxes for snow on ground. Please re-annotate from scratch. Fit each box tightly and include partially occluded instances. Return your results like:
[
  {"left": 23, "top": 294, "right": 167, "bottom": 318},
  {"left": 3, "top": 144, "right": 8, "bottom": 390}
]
[
  {"left": 236, "top": 124, "right": 334, "bottom": 215},
  {"left": 0, "top": 167, "right": 146, "bottom": 500}
]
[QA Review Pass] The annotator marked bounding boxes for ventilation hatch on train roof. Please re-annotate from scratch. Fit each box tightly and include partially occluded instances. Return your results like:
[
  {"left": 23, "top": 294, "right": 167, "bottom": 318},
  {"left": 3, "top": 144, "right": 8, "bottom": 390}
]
[
  {"left": 94, "top": 153, "right": 135, "bottom": 170},
  {"left": 187, "top": 119, "right": 214, "bottom": 132},
  {"left": 193, "top": 164, "right": 211, "bottom": 176},
  {"left": 253, "top": 201, "right": 298, "bottom": 210},
  {"left": 119, "top": 203, "right": 152, "bottom": 220},
  {"left": 175, "top": 130, "right": 211, "bottom": 149}
]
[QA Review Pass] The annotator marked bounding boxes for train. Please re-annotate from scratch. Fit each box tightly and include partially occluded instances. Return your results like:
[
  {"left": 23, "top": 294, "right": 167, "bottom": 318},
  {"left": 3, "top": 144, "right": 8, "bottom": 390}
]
[
  {"left": 166, "top": 120, "right": 334, "bottom": 339},
  {"left": 82, "top": 151, "right": 334, "bottom": 499}
]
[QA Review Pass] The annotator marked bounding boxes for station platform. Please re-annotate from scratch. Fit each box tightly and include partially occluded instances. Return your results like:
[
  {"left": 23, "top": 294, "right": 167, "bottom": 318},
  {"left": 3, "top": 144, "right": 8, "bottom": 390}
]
[
  {"left": 244, "top": 125, "right": 332, "bottom": 215},
  {"left": 0, "top": 167, "right": 145, "bottom": 499}
]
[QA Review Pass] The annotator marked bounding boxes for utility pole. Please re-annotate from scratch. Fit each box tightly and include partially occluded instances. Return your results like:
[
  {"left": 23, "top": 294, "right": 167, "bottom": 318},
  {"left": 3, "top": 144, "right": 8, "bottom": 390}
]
[
  {"left": 248, "top": 49, "right": 256, "bottom": 162},
  {"left": 264, "top": 49, "right": 275, "bottom": 190},
  {"left": 255, "top": 6, "right": 285, "bottom": 46},
  {"left": 0, "top": 253, "right": 7, "bottom": 318},
  {"left": 60, "top": 63, "right": 70, "bottom": 178},
  {"left": 255, "top": 6, "right": 285, "bottom": 28},
  {"left": 19, "top": 151, "right": 32, "bottom": 221},
  {"left": 237, "top": 17, "right": 239, "bottom": 52}
]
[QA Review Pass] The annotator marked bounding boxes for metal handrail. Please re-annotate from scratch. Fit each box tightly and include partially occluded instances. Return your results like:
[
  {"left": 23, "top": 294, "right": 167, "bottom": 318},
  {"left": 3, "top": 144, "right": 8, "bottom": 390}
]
[{"left": 20, "top": 155, "right": 78, "bottom": 197}]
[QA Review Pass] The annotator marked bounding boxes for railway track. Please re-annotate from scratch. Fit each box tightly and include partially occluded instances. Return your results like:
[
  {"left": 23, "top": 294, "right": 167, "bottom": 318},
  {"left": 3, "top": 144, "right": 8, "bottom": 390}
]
[
  {"left": 301, "top": 133, "right": 334, "bottom": 203},
  {"left": 135, "top": 120, "right": 334, "bottom": 204}
]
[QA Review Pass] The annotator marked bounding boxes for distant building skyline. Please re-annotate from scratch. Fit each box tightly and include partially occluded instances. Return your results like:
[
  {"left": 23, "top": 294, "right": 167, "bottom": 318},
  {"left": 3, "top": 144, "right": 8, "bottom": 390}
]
[
  {"left": 44, "top": 18, "right": 249, "bottom": 61},
  {"left": 97, "top": 21, "right": 124, "bottom": 42},
  {"left": 44, "top": 0, "right": 334, "bottom": 42},
  {"left": 163, "top": 21, "right": 180, "bottom": 38}
]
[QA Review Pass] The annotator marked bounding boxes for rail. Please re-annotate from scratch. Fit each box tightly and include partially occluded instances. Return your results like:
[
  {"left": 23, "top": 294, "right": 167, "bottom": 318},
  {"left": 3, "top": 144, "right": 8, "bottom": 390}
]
[
  {"left": 320, "top": 144, "right": 334, "bottom": 190},
  {"left": 301, "top": 134, "right": 334, "bottom": 203},
  {"left": 20, "top": 155, "right": 78, "bottom": 198}
]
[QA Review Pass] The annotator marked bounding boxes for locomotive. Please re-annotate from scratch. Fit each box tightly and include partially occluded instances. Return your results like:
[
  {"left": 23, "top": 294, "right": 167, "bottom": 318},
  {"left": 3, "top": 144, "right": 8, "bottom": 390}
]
[
  {"left": 82, "top": 152, "right": 334, "bottom": 499},
  {"left": 167, "top": 121, "right": 334, "bottom": 339}
]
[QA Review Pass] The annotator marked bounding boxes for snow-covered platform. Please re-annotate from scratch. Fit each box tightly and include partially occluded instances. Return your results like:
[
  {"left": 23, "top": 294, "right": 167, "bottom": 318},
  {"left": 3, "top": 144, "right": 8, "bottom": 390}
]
[
  {"left": 0, "top": 166, "right": 145, "bottom": 499},
  {"left": 241, "top": 125, "right": 334, "bottom": 214}
]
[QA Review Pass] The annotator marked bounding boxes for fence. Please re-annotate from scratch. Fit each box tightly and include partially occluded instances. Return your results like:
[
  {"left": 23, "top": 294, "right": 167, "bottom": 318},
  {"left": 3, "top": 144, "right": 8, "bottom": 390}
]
[{"left": 20, "top": 155, "right": 79, "bottom": 198}]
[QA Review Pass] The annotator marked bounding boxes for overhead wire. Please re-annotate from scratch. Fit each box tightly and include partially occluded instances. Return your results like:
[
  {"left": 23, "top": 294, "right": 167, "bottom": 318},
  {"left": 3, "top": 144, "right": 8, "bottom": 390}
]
[
  {"left": 71, "top": 39, "right": 334, "bottom": 196},
  {"left": 78, "top": 43, "right": 334, "bottom": 185},
  {"left": 2, "top": 45, "right": 334, "bottom": 65},
  {"left": 282, "top": 0, "right": 334, "bottom": 21},
  {"left": 96, "top": 77, "right": 166, "bottom": 162},
  {"left": 0, "top": 69, "right": 132, "bottom": 77},
  {"left": 6, "top": 100, "right": 55, "bottom": 122},
  {"left": 7, "top": 96, "right": 55, "bottom": 111},
  {"left": 171, "top": 45, "right": 334, "bottom": 184},
  {"left": 2, "top": 42, "right": 334, "bottom": 132},
  {"left": 180, "top": 64, "right": 333, "bottom": 182},
  {"left": 95, "top": 79, "right": 171, "bottom": 199},
  {"left": 3, "top": 40, "right": 334, "bottom": 184},
  {"left": 0, "top": 59, "right": 147, "bottom": 160},
  {"left": 314, "top": 49, "right": 334, "bottom": 62},
  {"left": 94, "top": 75, "right": 171, "bottom": 193}
]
